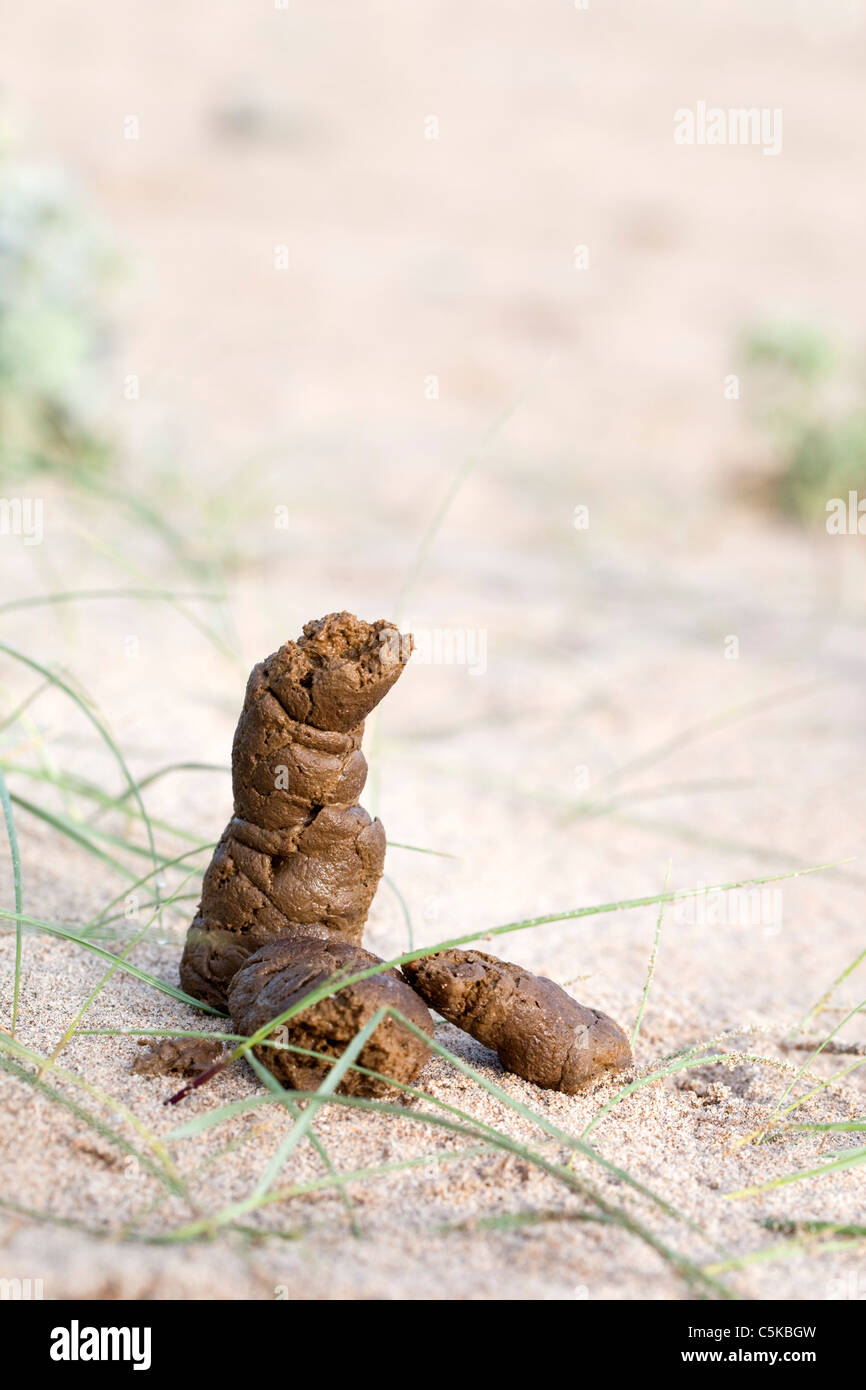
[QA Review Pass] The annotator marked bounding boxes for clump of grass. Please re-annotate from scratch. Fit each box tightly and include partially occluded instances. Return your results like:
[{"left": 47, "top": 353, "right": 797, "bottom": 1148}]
[
  {"left": 0, "top": 151, "right": 116, "bottom": 486},
  {"left": 739, "top": 319, "right": 866, "bottom": 524}
]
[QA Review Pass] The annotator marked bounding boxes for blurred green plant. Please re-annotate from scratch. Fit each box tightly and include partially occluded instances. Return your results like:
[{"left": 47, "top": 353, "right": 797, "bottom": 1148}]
[
  {"left": 0, "top": 153, "right": 116, "bottom": 484},
  {"left": 741, "top": 321, "right": 866, "bottom": 523}
]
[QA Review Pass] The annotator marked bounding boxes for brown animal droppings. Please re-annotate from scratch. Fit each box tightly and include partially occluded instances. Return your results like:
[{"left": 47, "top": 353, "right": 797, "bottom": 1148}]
[
  {"left": 177, "top": 609, "right": 628, "bottom": 1103},
  {"left": 179, "top": 612, "right": 411, "bottom": 1012},
  {"left": 403, "top": 949, "right": 632, "bottom": 1093},
  {"left": 260, "top": 612, "right": 410, "bottom": 733},
  {"left": 228, "top": 937, "right": 433, "bottom": 1097}
]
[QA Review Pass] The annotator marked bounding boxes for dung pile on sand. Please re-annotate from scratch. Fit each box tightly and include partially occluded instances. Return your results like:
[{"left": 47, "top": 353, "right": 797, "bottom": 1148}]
[
  {"left": 403, "top": 949, "right": 631, "bottom": 1094},
  {"left": 178, "top": 612, "right": 632, "bottom": 1096}
]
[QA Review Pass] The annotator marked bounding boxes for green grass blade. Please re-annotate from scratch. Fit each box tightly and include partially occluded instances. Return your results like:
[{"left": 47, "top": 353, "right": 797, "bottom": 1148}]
[
  {"left": 48, "top": 872, "right": 202, "bottom": 1064},
  {"left": 0, "top": 905, "right": 225, "bottom": 1015},
  {"left": 631, "top": 860, "right": 670, "bottom": 1051},
  {"left": 3, "top": 763, "right": 202, "bottom": 844},
  {"left": 251, "top": 1008, "right": 389, "bottom": 1205},
  {"left": 790, "top": 943, "right": 866, "bottom": 1037},
  {"left": 385, "top": 841, "right": 460, "bottom": 860},
  {"left": 728, "top": 1146, "right": 866, "bottom": 1200},
  {"left": 89, "top": 844, "right": 212, "bottom": 928},
  {"left": 383, "top": 873, "right": 413, "bottom": 950},
  {"left": 0, "top": 642, "right": 161, "bottom": 896},
  {"left": 0, "top": 765, "right": 23, "bottom": 1035},
  {"left": 0, "top": 587, "right": 240, "bottom": 671},
  {"left": 10, "top": 791, "right": 142, "bottom": 880},
  {"left": 244, "top": 1050, "right": 362, "bottom": 1236}
]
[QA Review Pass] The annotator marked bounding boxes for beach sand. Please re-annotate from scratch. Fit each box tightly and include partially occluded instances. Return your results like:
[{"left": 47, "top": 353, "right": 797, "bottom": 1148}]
[{"left": 1, "top": 0, "right": 866, "bottom": 1300}]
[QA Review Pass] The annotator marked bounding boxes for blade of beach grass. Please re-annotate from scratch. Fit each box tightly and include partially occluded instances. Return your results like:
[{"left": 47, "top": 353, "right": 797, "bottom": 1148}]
[
  {"left": 0, "top": 642, "right": 161, "bottom": 898},
  {"left": 167, "top": 1091, "right": 274, "bottom": 1137},
  {"left": 160, "top": 1147, "right": 498, "bottom": 1246},
  {"left": 0, "top": 766, "right": 23, "bottom": 1035},
  {"left": 226, "top": 1145, "right": 497, "bottom": 1242},
  {"left": 382, "top": 742, "right": 865, "bottom": 885},
  {"left": 727, "top": 1145, "right": 866, "bottom": 1200},
  {"left": 581, "top": 1050, "right": 796, "bottom": 1141},
  {"left": 82, "top": 1028, "right": 249, "bottom": 1045},
  {"left": 88, "top": 844, "right": 213, "bottom": 929},
  {"left": 761, "top": 1217, "right": 866, "bottom": 1238},
  {"left": 577, "top": 776, "right": 756, "bottom": 813},
  {"left": 46, "top": 871, "right": 202, "bottom": 1065},
  {"left": 393, "top": 355, "right": 555, "bottom": 623},
  {"left": 164, "top": 1097, "right": 496, "bottom": 1238},
  {"left": 97, "top": 761, "right": 230, "bottom": 813},
  {"left": 435, "top": 1207, "right": 612, "bottom": 1235},
  {"left": 609, "top": 809, "right": 866, "bottom": 889},
  {"left": 0, "top": 690, "right": 74, "bottom": 821},
  {"left": 119, "top": 1120, "right": 274, "bottom": 1240},
  {"left": 383, "top": 873, "right": 413, "bottom": 950},
  {"left": 0, "top": 1198, "right": 133, "bottom": 1241},
  {"left": 704, "top": 1234, "right": 865, "bottom": 1277},
  {"left": 385, "top": 840, "right": 460, "bottom": 860},
  {"left": 0, "top": 1147, "right": 492, "bottom": 1247},
  {"left": 386, "top": 678, "right": 829, "bottom": 812},
  {"left": 655, "top": 1021, "right": 860, "bottom": 1105},
  {"left": 2, "top": 1034, "right": 192, "bottom": 1204},
  {"left": 10, "top": 792, "right": 157, "bottom": 879},
  {"left": 69, "top": 479, "right": 207, "bottom": 573},
  {"left": 0, "top": 587, "right": 221, "bottom": 617},
  {"left": 94, "top": 892, "right": 199, "bottom": 935},
  {"left": 765, "top": 1056, "right": 866, "bottom": 1131},
  {"left": 3, "top": 580, "right": 242, "bottom": 674},
  {"left": 245, "top": 1050, "right": 362, "bottom": 1238},
  {"left": 0, "top": 905, "right": 226, "bottom": 1015},
  {"left": 590, "top": 1019, "right": 847, "bottom": 1153},
  {"left": 789, "top": 943, "right": 866, "bottom": 1038},
  {"left": 366, "top": 355, "right": 554, "bottom": 814},
  {"left": 754, "top": 993, "right": 866, "bottom": 1142},
  {"left": 0, "top": 1041, "right": 186, "bottom": 1199},
  {"left": 249, "top": 1009, "right": 390, "bottom": 1207},
  {"left": 783, "top": 1120, "right": 866, "bottom": 1133},
  {"left": 0, "top": 678, "right": 53, "bottom": 736},
  {"left": 559, "top": 678, "right": 833, "bottom": 816},
  {"left": 137, "top": 1145, "right": 494, "bottom": 1244},
  {"left": 3, "top": 764, "right": 203, "bottom": 844},
  {"left": 631, "top": 859, "right": 670, "bottom": 1051}
]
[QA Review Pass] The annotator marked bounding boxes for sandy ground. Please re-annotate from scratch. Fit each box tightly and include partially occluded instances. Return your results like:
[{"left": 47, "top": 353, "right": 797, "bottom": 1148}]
[{"left": 1, "top": 0, "right": 866, "bottom": 1299}]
